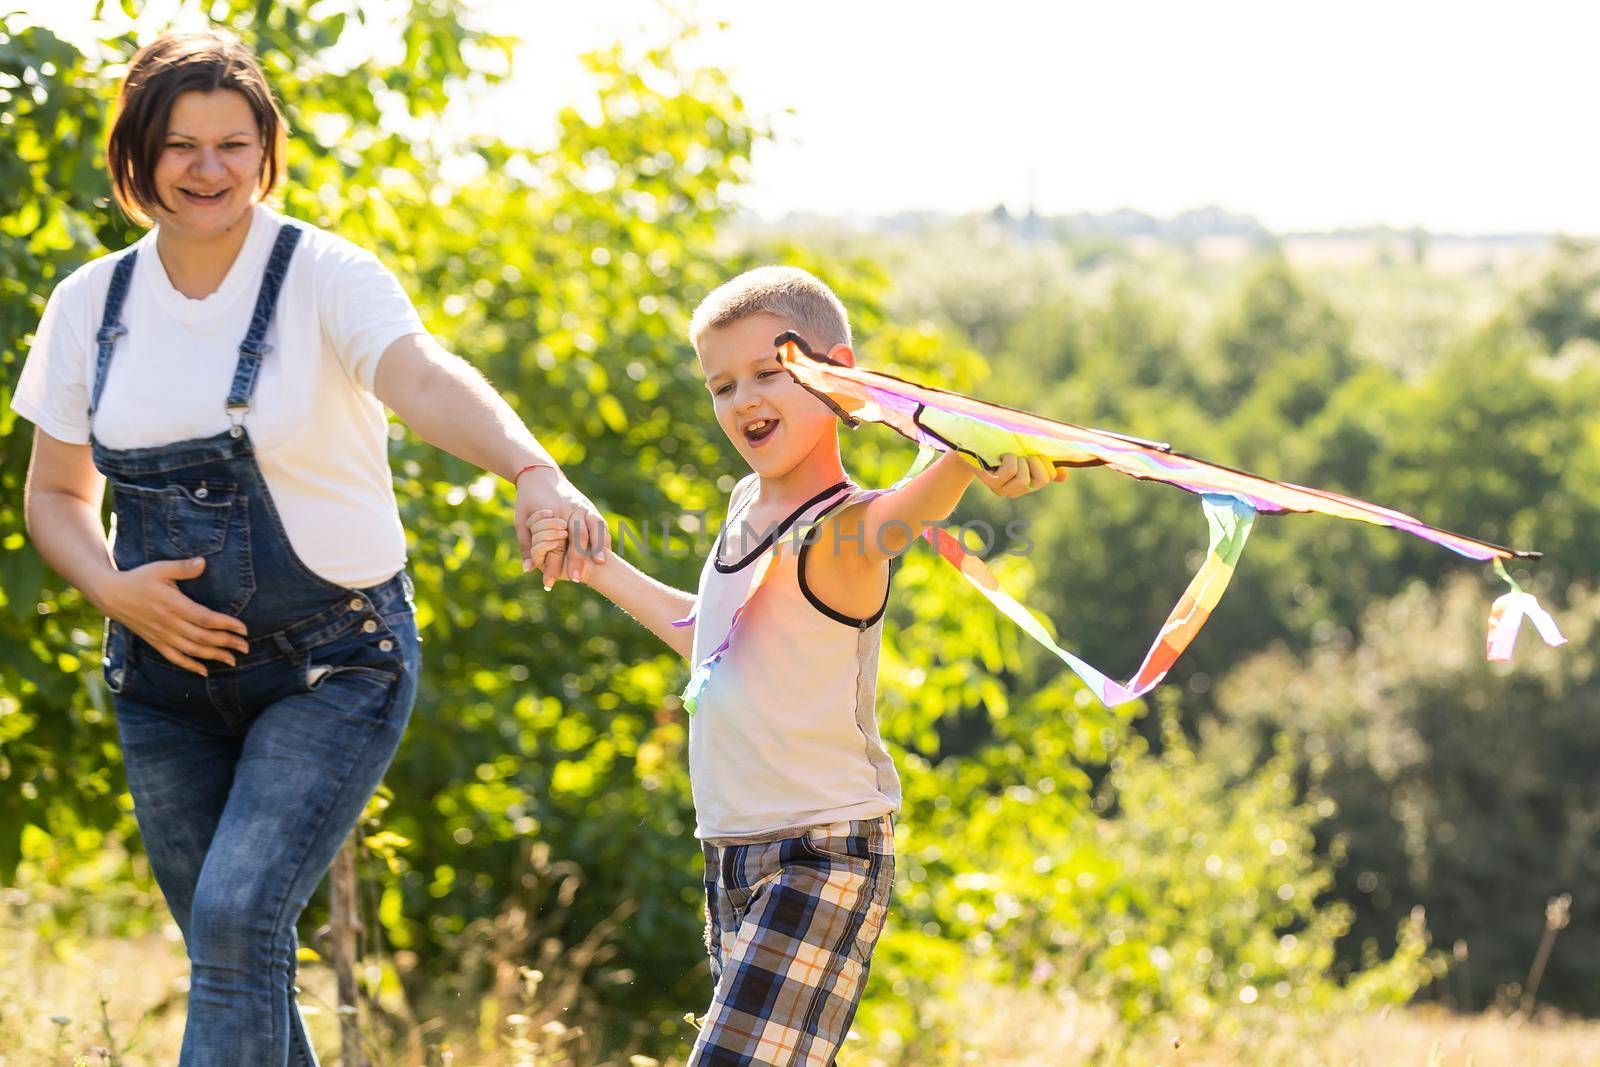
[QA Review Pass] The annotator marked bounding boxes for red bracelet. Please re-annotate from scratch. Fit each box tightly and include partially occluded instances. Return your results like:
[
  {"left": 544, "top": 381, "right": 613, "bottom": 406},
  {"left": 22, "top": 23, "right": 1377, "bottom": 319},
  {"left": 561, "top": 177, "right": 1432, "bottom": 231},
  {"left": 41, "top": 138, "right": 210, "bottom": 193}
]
[{"left": 512, "top": 461, "right": 557, "bottom": 485}]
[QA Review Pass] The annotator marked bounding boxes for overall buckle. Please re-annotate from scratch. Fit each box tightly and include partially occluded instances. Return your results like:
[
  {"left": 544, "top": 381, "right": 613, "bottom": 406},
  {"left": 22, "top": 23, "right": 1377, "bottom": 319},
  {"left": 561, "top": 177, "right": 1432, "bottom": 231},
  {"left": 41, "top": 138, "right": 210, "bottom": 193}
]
[{"left": 225, "top": 402, "right": 249, "bottom": 438}]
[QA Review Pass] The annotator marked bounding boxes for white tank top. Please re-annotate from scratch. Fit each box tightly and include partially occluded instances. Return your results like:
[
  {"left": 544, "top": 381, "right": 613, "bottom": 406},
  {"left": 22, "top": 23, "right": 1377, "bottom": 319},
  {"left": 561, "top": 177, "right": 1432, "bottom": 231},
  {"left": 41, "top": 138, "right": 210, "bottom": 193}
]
[{"left": 687, "top": 476, "right": 901, "bottom": 841}]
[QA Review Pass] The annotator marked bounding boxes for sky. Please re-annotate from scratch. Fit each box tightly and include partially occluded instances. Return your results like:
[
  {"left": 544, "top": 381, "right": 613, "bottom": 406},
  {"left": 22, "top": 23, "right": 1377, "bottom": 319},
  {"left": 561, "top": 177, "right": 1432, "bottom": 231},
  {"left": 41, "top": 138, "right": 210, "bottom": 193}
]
[{"left": 17, "top": 0, "right": 1600, "bottom": 234}]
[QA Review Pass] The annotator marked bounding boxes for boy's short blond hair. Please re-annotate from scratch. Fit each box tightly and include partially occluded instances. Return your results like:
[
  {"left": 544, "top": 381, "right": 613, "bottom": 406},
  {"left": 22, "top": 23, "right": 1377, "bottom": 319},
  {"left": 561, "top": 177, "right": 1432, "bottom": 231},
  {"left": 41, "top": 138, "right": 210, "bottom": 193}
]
[{"left": 689, "top": 266, "right": 852, "bottom": 353}]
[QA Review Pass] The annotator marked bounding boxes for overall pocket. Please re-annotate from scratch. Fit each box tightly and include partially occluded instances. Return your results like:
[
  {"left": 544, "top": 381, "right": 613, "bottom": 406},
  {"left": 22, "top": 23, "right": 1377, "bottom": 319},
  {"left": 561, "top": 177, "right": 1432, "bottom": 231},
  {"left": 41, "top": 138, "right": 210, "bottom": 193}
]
[
  {"left": 162, "top": 479, "right": 237, "bottom": 557},
  {"left": 108, "top": 479, "right": 256, "bottom": 615}
]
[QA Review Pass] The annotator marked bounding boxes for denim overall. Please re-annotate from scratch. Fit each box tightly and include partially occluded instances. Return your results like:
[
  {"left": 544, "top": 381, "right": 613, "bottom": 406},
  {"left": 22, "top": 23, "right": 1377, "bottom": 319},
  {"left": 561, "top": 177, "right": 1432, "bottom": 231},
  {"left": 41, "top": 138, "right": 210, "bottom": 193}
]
[{"left": 92, "top": 226, "right": 420, "bottom": 1066}]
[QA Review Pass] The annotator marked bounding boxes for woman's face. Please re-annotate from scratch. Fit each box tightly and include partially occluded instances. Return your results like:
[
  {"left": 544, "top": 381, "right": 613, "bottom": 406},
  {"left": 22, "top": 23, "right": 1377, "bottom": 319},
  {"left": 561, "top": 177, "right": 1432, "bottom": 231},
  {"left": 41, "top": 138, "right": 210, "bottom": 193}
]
[{"left": 152, "top": 89, "right": 263, "bottom": 238}]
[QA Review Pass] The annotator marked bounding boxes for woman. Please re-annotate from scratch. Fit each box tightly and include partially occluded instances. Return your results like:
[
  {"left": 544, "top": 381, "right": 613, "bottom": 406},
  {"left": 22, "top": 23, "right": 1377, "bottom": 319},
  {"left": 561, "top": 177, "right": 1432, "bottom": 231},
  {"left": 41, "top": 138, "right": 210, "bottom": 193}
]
[{"left": 13, "top": 31, "right": 604, "bottom": 1065}]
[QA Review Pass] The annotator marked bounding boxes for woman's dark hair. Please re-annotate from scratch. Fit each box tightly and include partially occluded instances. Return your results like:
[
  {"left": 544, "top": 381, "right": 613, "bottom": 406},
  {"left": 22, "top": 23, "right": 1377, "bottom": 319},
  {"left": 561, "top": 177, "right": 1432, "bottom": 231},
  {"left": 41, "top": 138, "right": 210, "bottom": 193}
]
[{"left": 107, "top": 30, "right": 287, "bottom": 225}]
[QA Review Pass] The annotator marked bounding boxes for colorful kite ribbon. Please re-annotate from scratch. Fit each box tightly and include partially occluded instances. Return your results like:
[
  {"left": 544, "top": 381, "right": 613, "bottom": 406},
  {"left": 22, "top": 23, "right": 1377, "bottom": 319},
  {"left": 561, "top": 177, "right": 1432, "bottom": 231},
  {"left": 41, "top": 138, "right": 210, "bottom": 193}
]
[
  {"left": 921, "top": 490, "right": 1254, "bottom": 706},
  {"left": 674, "top": 333, "right": 1567, "bottom": 710}
]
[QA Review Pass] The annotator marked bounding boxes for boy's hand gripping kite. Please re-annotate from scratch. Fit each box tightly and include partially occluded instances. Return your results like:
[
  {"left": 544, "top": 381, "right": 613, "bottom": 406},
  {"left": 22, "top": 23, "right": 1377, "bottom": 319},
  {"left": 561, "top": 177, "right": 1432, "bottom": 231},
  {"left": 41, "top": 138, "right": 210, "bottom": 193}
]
[{"left": 675, "top": 332, "right": 1565, "bottom": 711}]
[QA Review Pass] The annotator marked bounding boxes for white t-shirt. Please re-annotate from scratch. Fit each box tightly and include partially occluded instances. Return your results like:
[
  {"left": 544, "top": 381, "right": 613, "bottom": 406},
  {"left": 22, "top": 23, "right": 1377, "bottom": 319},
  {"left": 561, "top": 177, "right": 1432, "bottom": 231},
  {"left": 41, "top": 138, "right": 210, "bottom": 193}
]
[{"left": 12, "top": 204, "right": 424, "bottom": 589}]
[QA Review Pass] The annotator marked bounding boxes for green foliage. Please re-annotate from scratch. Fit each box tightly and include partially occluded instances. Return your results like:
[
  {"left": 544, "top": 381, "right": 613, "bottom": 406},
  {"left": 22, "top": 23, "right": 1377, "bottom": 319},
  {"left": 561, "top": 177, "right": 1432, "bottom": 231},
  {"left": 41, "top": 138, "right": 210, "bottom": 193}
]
[
  {"left": 0, "top": 16, "right": 142, "bottom": 892},
  {"left": 880, "top": 220, "right": 1600, "bottom": 1013},
  {"left": 5, "top": 5, "right": 1164, "bottom": 1055},
  {"left": 856, "top": 688, "right": 1437, "bottom": 1061},
  {"left": 1219, "top": 578, "right": 1600, "bottom": 1010},
  {"left": 1518, "top": 238, "right": 1600, "bottom": 352}
]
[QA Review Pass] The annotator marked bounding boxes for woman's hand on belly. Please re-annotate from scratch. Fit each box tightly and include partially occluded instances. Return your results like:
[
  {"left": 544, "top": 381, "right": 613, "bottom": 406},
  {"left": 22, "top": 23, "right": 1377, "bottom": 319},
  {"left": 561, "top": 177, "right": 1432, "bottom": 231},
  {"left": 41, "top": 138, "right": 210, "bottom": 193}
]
[{"left": 100, "top": 558, "right": 252, "bottom": 676}]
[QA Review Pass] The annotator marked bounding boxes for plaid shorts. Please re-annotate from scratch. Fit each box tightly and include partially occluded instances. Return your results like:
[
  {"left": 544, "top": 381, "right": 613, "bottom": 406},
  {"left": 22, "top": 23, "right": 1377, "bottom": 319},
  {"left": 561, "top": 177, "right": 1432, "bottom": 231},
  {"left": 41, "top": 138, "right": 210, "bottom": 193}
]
[{"left": 689, "top": 815, "right": 896, "bottom": 1066}]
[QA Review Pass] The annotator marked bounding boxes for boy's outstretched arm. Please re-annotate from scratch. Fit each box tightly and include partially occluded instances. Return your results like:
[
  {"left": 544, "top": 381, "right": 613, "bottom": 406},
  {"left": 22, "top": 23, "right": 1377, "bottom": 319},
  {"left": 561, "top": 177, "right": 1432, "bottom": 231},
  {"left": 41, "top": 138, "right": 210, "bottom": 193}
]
[
  {"left": 526, "top": 511, "right": 697, "bottom": 660},
  {"left": 849, "top": 451, "right": 1064, "bottom": 565},
  {"left": 802, "top": 451, "right": 1062, "bottom": 621}
]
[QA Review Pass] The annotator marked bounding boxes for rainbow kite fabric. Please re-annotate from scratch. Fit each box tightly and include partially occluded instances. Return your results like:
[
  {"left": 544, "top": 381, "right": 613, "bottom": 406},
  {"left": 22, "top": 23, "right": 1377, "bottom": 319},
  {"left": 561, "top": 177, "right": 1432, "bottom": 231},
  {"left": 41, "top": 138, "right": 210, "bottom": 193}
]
[
  {"left": 674, "top": 332, "right": 1566, "bottom": 710},
  {"left": 777, "top": 332, "right": 1531, "bottom": 562},
  {"left": 675, "top": 327, "right": 1561, "bottom": 710},
  {"left": 764, "top": 330, "right": 1565, "bottom": 706}
]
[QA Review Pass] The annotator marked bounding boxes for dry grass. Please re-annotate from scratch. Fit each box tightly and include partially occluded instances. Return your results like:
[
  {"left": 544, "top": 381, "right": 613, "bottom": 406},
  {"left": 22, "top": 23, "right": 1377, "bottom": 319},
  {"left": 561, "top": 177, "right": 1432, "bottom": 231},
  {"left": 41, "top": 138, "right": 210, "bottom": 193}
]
[
  {"left": 1316, "top": 1006, "right": 1600, "bottom": 1066},
  {"left": 7, "top": 919, "right": 1600, "bottom": 1067},
  {"left": 856, "top": 984, "right": 1600, "bottom": 1067},
  {"left": 0, "top": 918, "right": 342, "bottom": 1066}
]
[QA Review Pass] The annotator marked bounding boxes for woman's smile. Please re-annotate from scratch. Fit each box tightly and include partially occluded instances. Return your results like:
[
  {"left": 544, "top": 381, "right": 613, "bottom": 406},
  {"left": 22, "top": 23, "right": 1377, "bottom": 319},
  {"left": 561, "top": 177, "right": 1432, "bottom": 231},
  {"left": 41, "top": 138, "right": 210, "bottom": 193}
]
[{"left": 177, "top": 186, "right": 232, "bottom": 205}]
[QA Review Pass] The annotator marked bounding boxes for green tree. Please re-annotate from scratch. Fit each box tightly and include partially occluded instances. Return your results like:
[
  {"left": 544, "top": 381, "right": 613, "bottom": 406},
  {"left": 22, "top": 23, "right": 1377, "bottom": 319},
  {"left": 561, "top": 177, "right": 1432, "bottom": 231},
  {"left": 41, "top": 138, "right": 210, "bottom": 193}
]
[
  {"left": 1219, "top": 578, "right": 1600, "bottom": 1009},
  {"left": 1518, "top": 237, "right": 1600, "bottom": 352},
  {"left": 1, "top": 17, "right": 142, "bottom": 886}
]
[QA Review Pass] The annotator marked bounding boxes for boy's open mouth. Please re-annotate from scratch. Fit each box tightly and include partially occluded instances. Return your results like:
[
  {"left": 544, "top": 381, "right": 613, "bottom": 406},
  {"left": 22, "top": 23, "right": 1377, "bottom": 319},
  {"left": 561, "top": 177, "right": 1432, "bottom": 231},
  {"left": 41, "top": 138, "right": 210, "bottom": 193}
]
[{"left": 743, "top": 417, "right": 779, "bottom": 447}]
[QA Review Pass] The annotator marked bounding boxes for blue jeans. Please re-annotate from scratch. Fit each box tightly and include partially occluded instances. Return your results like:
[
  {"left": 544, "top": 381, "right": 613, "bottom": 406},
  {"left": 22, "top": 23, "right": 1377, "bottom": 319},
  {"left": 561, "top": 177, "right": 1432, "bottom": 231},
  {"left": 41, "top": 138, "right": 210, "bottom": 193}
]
[{"left": 110, "top": 575, "right": 419, "bottom": 1066}]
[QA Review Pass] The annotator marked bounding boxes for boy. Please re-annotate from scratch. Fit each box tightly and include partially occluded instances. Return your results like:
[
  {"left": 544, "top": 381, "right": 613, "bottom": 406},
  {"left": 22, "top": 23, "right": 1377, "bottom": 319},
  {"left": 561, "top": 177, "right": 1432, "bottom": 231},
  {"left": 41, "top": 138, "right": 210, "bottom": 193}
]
[{"left": 526, "top": 266, "right": 1059, "bottom": 1065}]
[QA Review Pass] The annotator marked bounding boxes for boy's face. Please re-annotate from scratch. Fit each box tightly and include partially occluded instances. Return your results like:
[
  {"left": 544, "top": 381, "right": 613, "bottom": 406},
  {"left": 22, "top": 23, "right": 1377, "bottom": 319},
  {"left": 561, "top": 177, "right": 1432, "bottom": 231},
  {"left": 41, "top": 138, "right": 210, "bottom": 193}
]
[{"left": 698, "top": 312, "right": 847, "bottom": 479}]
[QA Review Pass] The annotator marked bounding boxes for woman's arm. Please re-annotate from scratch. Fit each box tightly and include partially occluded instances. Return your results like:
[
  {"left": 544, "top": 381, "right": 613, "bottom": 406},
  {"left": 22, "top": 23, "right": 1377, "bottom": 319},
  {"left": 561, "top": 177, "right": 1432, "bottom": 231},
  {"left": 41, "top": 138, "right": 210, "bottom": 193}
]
[
  {"left": 23, "top": 429, "right": 251, "bottom": 675},
  {"left": 372, "top": 333, "right": 610, "bottom": 583}
]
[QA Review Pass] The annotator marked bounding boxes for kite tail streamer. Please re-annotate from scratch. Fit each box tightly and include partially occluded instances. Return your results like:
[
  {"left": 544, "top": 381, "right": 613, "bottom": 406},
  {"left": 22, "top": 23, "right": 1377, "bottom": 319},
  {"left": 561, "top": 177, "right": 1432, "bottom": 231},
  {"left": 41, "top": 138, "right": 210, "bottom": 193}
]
[
  {"left": 1487, "top": 558, "right": 1567, "bottom": 662},
  {"left": 923, "top": 494, "right": 1256, "bottom": 706}
]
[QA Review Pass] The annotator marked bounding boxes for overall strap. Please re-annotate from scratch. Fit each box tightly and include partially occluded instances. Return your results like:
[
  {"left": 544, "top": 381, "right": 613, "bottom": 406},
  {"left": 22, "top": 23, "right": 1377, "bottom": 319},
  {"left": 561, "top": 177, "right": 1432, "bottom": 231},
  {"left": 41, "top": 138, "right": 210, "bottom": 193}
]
[
  {"left": 226, "top": 224, "right": 303, "bottom": 437},
  {"left": 88, "top": 249, "right": 139, "bottom": 420}
]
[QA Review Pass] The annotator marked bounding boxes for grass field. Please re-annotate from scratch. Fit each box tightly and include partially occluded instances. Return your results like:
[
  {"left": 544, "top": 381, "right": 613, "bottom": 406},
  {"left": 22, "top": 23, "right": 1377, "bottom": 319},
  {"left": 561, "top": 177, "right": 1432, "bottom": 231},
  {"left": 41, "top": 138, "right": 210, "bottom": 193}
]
[{"left": 8, "top": 918, "right": 1600, "bottom": 1067}]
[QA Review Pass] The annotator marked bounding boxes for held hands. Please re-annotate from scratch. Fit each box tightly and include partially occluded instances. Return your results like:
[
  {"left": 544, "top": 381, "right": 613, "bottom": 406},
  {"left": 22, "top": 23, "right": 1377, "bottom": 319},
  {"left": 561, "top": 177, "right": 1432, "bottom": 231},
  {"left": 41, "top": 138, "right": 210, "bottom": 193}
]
[
  {"left": 514, "top": 467, "right": 610, "bottom": 587},
  {"left": 525, "top": 510, "right": 584, "bottom": 591},
  {"left": 98, "top": 558, "right": 251, "bottom": 676},
  {"left": 976, "top": 452, "right": 1070, "bottom": 498}
]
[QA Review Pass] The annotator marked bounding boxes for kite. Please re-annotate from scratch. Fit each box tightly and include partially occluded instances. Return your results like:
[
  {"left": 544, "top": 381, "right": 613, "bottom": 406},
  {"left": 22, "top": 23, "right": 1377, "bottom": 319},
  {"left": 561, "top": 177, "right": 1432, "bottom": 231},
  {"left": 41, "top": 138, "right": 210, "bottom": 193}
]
[{"left": 676, "top": 330, "right": 1566, "bottom": 711}]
